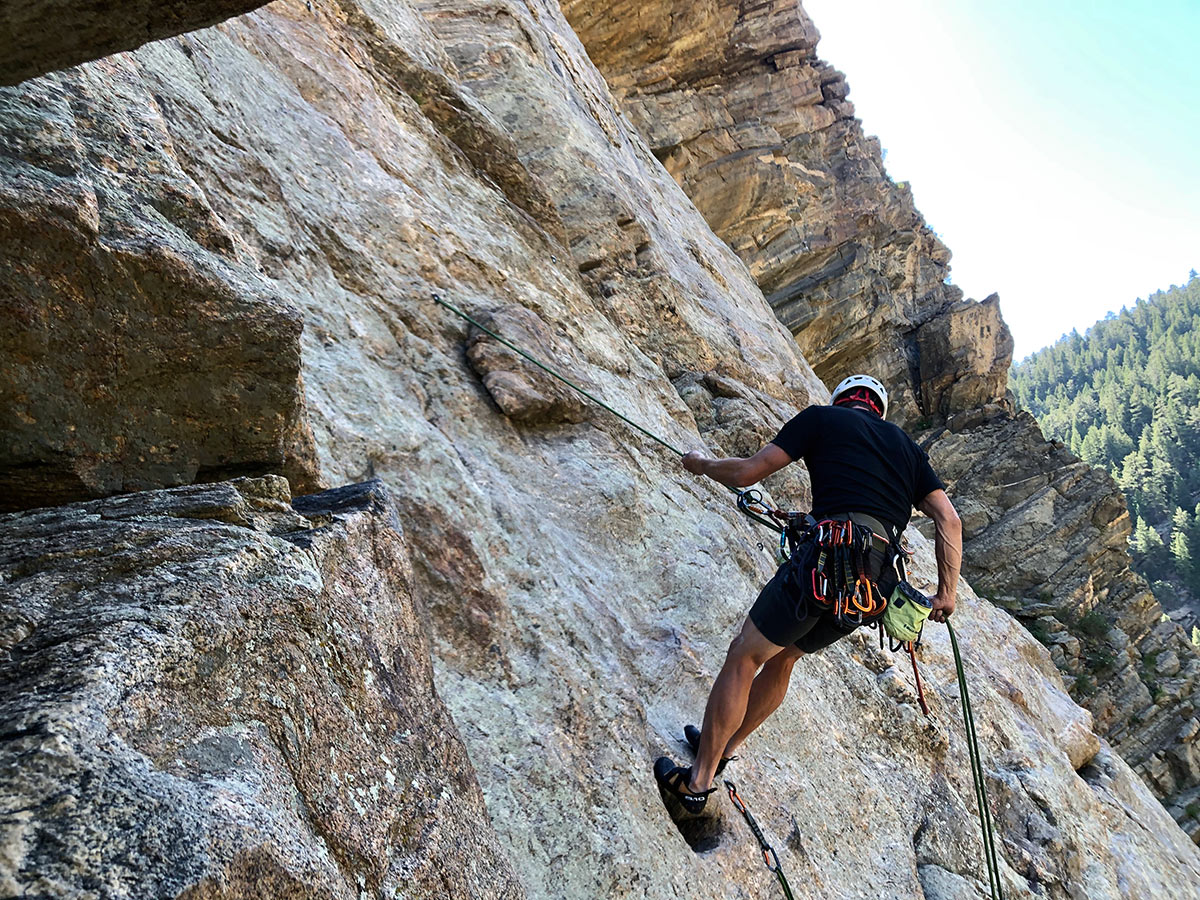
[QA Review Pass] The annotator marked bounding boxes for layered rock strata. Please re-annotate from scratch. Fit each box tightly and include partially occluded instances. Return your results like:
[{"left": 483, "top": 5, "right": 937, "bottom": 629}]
[
  {"left": 561, "top": 0, "right": 1006, "bottom": 428},
  {"left": 0, "top": 477, "right": 522, "bottom": 898},
  {"left": 2, "top": 0, "right": 1200, "bottom": 896},
  {"left": 563, "top": 0, "right": 1200, "bottom": 837}
]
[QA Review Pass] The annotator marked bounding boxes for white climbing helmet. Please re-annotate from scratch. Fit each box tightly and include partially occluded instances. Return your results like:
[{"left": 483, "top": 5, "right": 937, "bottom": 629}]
[{"left": 830, "top": 374, "right": 889, "bottom": 419}]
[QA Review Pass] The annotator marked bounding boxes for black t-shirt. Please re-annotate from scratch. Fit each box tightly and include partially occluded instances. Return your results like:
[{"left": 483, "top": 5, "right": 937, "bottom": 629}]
[{"left": 770, "top": 405, "right": 944, "bottom": 533}]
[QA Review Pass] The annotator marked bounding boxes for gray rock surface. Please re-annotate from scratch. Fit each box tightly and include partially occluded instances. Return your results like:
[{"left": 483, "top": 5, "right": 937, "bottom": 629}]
[
  {"left": 0, "top": 0, "right": 270, "bottom": 85},
  {"left": 0, "top": 64, "right": 321, "bottom": 511},
  {"left": 0, "top": 477, "right": 522, "bottom": 899},
  {"left": 1, "top": 0, "right": 1200, "bottom": 895}
]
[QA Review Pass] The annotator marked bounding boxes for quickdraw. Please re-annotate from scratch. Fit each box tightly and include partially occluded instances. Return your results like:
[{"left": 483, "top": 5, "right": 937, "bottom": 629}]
[
  {"left": 806, "top": 518, "right": 889, "bottom": 627},
  {"left": 726, "top": 780, "right": 796, "bottom": 900},
  {"left": 735, "top": 488, "right": 788, "bottom": 540}
]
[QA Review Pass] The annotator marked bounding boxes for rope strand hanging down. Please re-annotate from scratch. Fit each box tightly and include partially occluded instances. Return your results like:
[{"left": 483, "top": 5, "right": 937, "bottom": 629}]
[{"left": 948, "top": 621, "right": 1004, "bottom": 900}]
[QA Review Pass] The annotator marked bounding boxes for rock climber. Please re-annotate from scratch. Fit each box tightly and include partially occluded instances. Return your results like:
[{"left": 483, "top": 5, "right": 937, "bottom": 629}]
[{"left": 654, "top": 374, "right": 963, "bottom": 814}]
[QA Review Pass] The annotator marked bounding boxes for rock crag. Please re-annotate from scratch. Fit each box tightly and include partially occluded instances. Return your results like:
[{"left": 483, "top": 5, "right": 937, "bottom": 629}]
[
  {"left": 925, "top": 410, "right": 1200, "bottom": 841},
  {"left": 0, "top": 0, "right": 271, "bottom": 86},
  {"left": 2, "top": 0, "right": 1200, "bottom": 896},
  {"left": 564, "top": 0, "right": 1200, "bottom": 839},
  {"left": 0, "top": 66, "right": 320, "bottom": 511},
  {"left": 562, "top": 0, "right": 994, "bottom": 427}
]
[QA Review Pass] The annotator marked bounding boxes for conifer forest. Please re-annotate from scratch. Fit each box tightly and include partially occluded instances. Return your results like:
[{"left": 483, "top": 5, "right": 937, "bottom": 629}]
[{"left": 1011, "top": 273, "right": 1200, "bottom": 628}]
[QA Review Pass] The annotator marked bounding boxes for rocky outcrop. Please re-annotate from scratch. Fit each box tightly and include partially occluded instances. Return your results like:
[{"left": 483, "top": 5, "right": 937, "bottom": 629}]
[
  {"left": 0, "top": 477, "right": 522, "bottom": 898},
  {"left": 562, "top": 0, "right": 975, "bottom": 428},
  {"left": 2, "top": 0, "right": 1200, "bottom": 895},
  {"left": 0, "top": 0, "right": 270, "bottom": 86},
  {"left": 563, "top": 0, "right": 1200, "bottom": 839},
  {"left": 917, "top": 295, "right": 1014, "bottom": 420},
  {"left": 0, "top": 67, "right": 320, "bottom": 512},
  {"left": 924, "top": 408, "right": 1200, "bottom": 840}
]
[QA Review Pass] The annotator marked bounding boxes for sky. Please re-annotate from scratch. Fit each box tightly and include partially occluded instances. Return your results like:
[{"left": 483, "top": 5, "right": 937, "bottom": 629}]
[{"left": 801, "top": 0, "right": 1200, "bottom": 359}]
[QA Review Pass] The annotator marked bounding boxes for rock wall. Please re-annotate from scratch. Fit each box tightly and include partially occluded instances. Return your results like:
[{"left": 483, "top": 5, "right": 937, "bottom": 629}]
[
  {"left": 562, "top": 0, "right": 1200, "bottom": 838},
  {"left": 0, "top": 65, "right": 321, "bottom": 510},
  {"left": 560, "top": 0, "right": 1000, "bottom": 428},
  {"left": 2, "top": 0, "right": 1200, "bottom": 897},
  {"left": 0, "top": 477, "right": 521, "bottom": 898}
]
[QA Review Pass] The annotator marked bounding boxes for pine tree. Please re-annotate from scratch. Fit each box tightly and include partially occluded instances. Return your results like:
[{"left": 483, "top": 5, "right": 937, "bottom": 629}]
[
  {"left": 1011, "top": 278, "right": 1200, "bottom": 601},
  {"left": 1134, "top": 515, "right": 1168, "bottom": 579},
  {"left": 1171, "top": 506, "right": 1192, "bottom": 584}
]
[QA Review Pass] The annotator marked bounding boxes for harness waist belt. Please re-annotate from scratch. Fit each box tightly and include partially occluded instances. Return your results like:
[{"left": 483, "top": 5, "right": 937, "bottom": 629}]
[{"left": 822, "top": 512, "right": 897, "bottom": 550}]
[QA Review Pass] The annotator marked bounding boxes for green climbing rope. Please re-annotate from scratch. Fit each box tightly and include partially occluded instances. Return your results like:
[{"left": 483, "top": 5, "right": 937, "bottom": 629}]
[
  {"left": 947, "top": 621, "right": 1003, "bottom": 900},
  {"left": 432, "top": 293, "right": 782, "bottom": 534}
]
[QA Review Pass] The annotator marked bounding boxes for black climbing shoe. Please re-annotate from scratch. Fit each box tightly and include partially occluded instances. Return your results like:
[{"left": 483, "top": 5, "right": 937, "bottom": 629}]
[
  {"left": 653, "top": 757, "right": 716, "bottom": 816},
  {"left": 683, "top": 724, "right": 736, "bottom": 775}
]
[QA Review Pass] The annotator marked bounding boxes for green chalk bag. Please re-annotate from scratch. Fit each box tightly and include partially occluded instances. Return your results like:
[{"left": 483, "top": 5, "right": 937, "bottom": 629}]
[{"left": 883, "top": 580, "right": 933, "bottom": 643}]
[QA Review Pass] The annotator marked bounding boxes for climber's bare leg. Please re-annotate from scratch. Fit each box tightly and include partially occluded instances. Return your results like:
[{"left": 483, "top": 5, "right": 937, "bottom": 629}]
[
  {"left": 689, "top": 617, "right": 784, "bottom": 793},
  {"left": 722, "top": 644, "right": 805, "bottom": 758}
]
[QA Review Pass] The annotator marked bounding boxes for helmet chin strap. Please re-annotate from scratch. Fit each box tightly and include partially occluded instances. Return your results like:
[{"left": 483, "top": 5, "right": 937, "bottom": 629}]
[{"left": 833, "top": 389, "right": 882, "bottom": 416}]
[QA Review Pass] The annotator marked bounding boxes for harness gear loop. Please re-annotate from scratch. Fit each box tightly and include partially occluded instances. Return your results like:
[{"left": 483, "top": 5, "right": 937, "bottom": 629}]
[{"left": 725, "top": 781, "right": 796, "bottom": 900}]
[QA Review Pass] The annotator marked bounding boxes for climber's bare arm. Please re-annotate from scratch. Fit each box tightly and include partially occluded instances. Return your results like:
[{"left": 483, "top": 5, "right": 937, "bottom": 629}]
[
  {"left": 681, "top": 444, "right": 791, "bottom": 489},
  {"left": 917, "top": 489, "right": 962, "bottom": 623}
]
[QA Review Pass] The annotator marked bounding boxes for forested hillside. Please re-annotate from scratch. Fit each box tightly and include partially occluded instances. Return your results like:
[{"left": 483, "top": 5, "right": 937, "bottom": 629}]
[{"left": 1011, "top": 273, "right": 1200, "bottom": 622}]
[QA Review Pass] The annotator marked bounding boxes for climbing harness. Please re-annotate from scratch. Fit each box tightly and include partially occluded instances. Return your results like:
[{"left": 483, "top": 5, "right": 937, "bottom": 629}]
[
  {"left": 725, "top": 781, "right": 795, "bottom": 900},
  {"left": 948, "top": 621, "right": 1004, "bottom": 900},
  {"left": 798, "top": 517, "right": 891, "bottom": 627},
  {"left": 781, "top": 514, "right": 933, "bottom": 716},
  {"left": 432, "top": 293, "right": 784, "bottom": 534}
]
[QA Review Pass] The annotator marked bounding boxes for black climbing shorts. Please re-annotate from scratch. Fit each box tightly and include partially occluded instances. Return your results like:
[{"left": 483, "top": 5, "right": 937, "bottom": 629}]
[{"left": 748, "top": 563, "right": 855, "bottom": 653}]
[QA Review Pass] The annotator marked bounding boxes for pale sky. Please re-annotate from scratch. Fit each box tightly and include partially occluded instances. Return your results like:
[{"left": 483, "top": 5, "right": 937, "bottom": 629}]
[{"left": 802, "top": 0, "right": 1200, "bottom": 359}]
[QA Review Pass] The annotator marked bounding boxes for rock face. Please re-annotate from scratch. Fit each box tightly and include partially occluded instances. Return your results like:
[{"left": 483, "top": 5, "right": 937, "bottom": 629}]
[
  {"left": 562, "top": 0, "right": 979, "bottom": 428},
  {"left": 917, "top": 295, "right": 1014, "bottom": 420},
  {"left": 0, "top": 0, "right": 270, "bottom": 86},
  {"left": 563, "top": 0, "right": 1200, "bottom": 839},
  {"left": 0, "top": 66, "right": 320, "bottom": 512},
  {"left": 2, "top": 0, "right": 1200, "bottom": 897},
  {"left": 925, "top": 409, "right": 1200, "bottom": 841},
  {"left": 0, "top": 477, "right": 522, "bottom": 898}
]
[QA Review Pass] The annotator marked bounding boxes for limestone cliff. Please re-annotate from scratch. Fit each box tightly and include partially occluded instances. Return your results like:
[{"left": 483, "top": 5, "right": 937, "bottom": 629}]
[
  {"left": 0, "top": 478, "right": 521, "bottom": 898},
  {"left": 562, "top": 0, "right": 1200, "bottom": 838},
  {"left": 2, "top": 1, "right": 1200, "bottom": 898}
]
